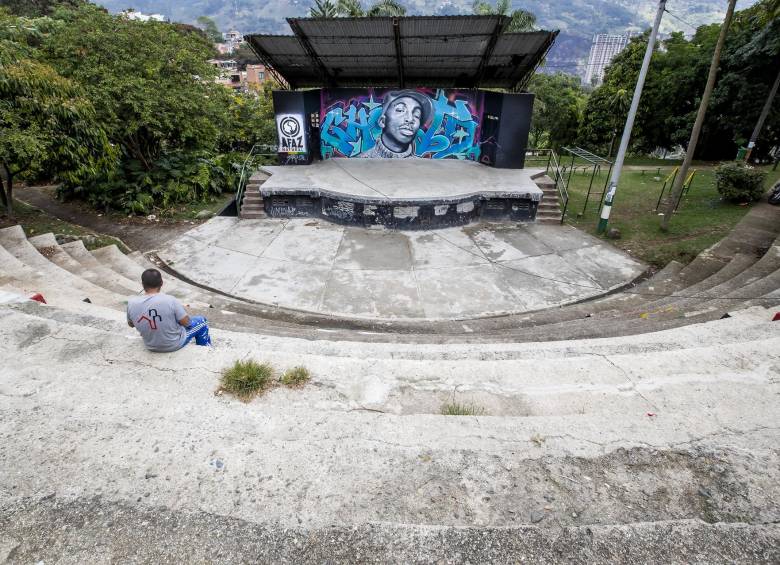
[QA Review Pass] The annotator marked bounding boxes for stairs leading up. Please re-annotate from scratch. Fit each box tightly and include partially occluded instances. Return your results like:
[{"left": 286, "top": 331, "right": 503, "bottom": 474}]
[
  {"left": 239, "top": 171, "right": 270, "bottom": 219},
  {"left": 533, "top": 174, "right": 563, "bottom": 224}
]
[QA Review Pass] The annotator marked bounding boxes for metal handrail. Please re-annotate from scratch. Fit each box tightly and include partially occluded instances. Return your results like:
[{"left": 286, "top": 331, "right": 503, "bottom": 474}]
[
  {"left": 525, "top": 148, "right": 569, "bottom": 224},
  {"left": 547, "top": 149, "right": 569, "bottom": 224},
  {"left": 235, "top": 144, "right": 277, "bottom": 215}
]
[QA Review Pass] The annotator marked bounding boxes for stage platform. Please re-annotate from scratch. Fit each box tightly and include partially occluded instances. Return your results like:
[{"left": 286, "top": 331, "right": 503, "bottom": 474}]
[
  {"left": 256, "top": 160, "right": 545, "bottom": 228},
  {"left": 159, "top": 217, "right": 646, "bottom": 321}
]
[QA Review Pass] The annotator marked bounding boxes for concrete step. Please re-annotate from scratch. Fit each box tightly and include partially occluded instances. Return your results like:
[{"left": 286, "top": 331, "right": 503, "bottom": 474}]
[
  {"left": 60, "top": 239, "right": 141, "bottom": 295},
  {"left": 1, "top": 305, "right": 778, "bottom": 547},
  {"left": 0, "top": 226, "right": 126, "bottom": 309}
]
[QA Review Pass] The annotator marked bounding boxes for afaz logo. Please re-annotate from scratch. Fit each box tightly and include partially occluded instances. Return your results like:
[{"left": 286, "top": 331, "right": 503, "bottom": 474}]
[{"left": 277, "top": 114, "right": 307, "bottom": 153}]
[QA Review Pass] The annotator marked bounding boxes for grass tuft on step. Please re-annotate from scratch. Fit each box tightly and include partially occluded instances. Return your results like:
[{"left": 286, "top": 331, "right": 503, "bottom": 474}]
[
  {"left": 280, "top": 366, "right": 311, "bottom": 388},
  {"left": 220, "top": 360, "right": 274, "bottom": 400},
  {"left": 440, "top": 402, "right": 486, "bottom": 416}
]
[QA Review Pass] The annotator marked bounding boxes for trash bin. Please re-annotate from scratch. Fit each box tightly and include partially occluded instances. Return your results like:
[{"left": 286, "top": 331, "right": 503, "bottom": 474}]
[{"left": 736, "top": 147, "right": 748, "bottom": 160}]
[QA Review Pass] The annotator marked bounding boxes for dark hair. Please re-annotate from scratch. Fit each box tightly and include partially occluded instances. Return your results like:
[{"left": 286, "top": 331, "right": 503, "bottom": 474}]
[
  {"left": 380, "top": 90, "right": 433, "bottom": 126},
  {"left": 141, "top": 268, "right": 163, "bottom": 290}
]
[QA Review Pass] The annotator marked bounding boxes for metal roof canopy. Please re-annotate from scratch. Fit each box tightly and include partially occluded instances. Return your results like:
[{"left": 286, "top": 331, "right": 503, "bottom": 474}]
[{"left": 245, "top": 16, "right": 558, "bottom": 90}]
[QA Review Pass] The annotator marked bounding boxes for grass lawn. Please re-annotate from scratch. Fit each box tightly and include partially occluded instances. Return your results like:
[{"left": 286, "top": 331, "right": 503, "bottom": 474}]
[
  {"left": 562, "top": 164, "right": 780, "bottom": 268},
  {"left": 0, "top": 199, "right": 130, "bottom": 252}
]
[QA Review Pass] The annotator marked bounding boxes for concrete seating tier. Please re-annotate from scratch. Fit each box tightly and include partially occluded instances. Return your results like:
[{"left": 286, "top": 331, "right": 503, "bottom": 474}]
[
  {"left": 1, "top": 300, "right": 779, "bottom": 561},
  {"left": 1, "top": 201, "right": 780, "bottom": 342},
  {"left": 2, "top": 202, "right": 779, "bottom": 560}
]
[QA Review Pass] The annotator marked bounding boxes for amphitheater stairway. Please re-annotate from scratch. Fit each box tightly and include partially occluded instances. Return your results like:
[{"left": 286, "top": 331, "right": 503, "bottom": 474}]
[
  {"left": 1, "top": 297, "right": 779, "bottom": 562},
  {"left": 1, "top": 202, "right": 780, "bottom": 561}
]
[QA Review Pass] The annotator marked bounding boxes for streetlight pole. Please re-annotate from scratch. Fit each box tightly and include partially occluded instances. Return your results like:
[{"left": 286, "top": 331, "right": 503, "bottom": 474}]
[{"left": 597, "top": 0, "right": 667, "bottom": 234}]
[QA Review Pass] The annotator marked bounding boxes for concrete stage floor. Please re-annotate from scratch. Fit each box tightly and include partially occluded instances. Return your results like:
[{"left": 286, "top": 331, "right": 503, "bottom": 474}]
[
  {"left": 260, "top": 159, "right": 544, "bottom": 203},
  {"left": 159, "top": 217, "right": 645, "bottom": 320}
]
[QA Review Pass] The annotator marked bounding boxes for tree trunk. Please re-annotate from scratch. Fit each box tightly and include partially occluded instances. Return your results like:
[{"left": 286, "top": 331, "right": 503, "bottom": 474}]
[
  {"left": 0, "top": 168, "right": 7, "bottom": 211},
  {"left": 661, "top": 0, "right": 737, "bottom": 231},
  {"left": 2, "top": 164, "right": 13, "bottom": 218}
]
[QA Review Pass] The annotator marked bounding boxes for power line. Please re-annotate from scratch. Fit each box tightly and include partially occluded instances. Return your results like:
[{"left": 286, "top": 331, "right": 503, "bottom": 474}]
[{"left": 664, "top": 8, "right": 699, "bottom": 30}]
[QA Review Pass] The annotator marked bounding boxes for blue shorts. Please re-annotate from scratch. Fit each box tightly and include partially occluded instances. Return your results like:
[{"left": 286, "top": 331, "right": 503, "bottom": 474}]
[{"left": 180, "top": 315, "right": 211, "bottom": 348}]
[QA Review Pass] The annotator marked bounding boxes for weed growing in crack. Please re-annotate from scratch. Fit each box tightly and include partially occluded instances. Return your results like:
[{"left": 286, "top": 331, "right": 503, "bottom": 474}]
[
  {"left": 280, "top": 366, "right": 311, "bottom": 388},
  {"left": 440, "top": 402, "right": 486, "bottom": 416},
  {"left": 219, "top": 360, "right": 274, "bottom": 401}
]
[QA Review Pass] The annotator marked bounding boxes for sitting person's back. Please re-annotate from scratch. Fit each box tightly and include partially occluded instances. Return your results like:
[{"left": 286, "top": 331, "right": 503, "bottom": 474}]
[{"left": 127, "top": 268, "right": 211, "bottom": 352}]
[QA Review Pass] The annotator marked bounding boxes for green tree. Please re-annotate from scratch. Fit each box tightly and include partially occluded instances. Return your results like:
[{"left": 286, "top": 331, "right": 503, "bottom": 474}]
[
  {"left": 472, "top": 0, "right": 535, "bottom": 32},
  {"left": 310, "top": 0, "right": 338, "bottom": 17},
  {"left": 226, "top": 81, "right": 279, "bottom": 152},
  {"left": 579, "top": 0, "right": 780, "bottom": 160},
  {"left": 0, "top": 0, "right": 84, "bottom": 17},
  {"left": 336, "top": 0, "right": 365, "bottom": 16},
  {"left": 196, "top": 15, "right": 222, "bottom": 43},
  {"left": 310, "top": 0, "right": 406, "bottom": 17},
  {"left": 366, "top": 0, "right": 406, "bottom": 16},
  {"left": 0, "top": 10, "right": 112, "bottom": 216},
  {"left": 36, "top": 4, "right": 239, "bottom": 213},
  {"left": 526, "top": 73, "right": 587, "bottom": 150}
]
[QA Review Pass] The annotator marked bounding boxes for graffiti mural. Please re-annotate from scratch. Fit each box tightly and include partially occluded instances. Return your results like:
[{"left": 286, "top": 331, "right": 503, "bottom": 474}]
[{"left": 320, "top": 88, "right": 483, "bottom": 160}]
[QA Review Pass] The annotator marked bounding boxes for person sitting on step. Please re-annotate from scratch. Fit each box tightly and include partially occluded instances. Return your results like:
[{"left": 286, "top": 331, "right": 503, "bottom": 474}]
[{"left": 127, "top": 268, "right": 211, "bottom": 351}]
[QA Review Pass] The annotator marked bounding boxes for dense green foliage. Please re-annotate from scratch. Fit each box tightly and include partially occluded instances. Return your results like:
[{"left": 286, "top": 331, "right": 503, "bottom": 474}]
[
  {"left": 0, "top": 8, "right": 113, "bottom": 215},
  {"left": 0, "top": 0, "right": 84, "bottom": 18},
  {"left": 196, "top": 15, "right": 222, "bottom": 43},
  {"left": 579, "top": 1, "right": 780, "bottom": 160},
  {"left": 527, "top": 73, "right": 588, "bottom": 150},
  {"left": 472, "top": 0, "right": 536, "bottom": 32},
  {"left": 0, "top": 3, "right": 274, "bottom": 215},
  {"left": 310, "top": 0, "right": 407, "bottom": 17},
  {"left": 714, "top": 162, "right": 768, "bottom": 202}
]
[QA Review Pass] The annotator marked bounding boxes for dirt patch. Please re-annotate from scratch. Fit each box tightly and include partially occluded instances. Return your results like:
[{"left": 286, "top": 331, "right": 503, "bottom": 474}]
[{"left": 13, "top": 185, "right": 228, "bottom": 252}]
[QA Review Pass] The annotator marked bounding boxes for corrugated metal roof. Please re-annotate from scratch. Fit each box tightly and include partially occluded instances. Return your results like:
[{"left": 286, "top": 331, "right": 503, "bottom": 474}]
[{"left": 245, "top": 16, "right": 557, "bottom": 90}]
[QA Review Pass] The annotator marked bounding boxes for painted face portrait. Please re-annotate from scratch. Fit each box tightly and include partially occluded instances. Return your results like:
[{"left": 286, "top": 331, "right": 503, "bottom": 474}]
[{"left": 379, "top": 96, "right": 423, "bottom": 153}]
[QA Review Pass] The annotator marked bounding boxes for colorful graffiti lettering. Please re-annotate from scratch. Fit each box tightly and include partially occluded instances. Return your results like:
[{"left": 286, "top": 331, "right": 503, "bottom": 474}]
[{"left": 320, "top": 89, "right": 482, "bottom": 160}]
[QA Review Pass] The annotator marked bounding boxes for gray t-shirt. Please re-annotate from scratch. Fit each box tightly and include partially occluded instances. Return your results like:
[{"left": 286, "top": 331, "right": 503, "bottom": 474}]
[{"left": 127, "top": 293, "right": 187, "bottom": 352}]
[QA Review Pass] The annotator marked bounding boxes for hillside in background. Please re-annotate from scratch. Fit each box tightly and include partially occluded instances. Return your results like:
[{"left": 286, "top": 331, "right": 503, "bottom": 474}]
[{"left": 94, "top": 0, "right": 760, "bottom": 77}]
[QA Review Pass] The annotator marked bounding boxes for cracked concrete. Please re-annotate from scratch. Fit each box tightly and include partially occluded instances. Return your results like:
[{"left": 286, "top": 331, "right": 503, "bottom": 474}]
[
  {"left": 158, "top": 217, "right": 645, "bottom": 320},
  {"left": 1, "top": 304, "right": 779, "bottom": 561}
]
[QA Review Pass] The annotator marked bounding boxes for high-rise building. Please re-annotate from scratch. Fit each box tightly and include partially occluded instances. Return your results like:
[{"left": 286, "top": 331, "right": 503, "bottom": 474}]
[{"left": 584, "top": 34, "right": 630, "bottom": 87}]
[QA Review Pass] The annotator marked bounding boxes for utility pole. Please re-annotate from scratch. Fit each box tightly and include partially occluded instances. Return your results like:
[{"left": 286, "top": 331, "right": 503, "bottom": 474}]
[
  {"left": 661, "top": 0, "right": 737, "bottom": 231},
  {"left": 743, "top": 64, "right": 780, "bottom": 163},
  {"left": 597, "top": 0, "right": 667, "bottom": 234}
]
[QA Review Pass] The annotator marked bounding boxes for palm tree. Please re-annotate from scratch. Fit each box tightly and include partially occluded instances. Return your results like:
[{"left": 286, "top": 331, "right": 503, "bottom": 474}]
[
  {"left": 472, "top": 0, "right": 536, "bottom": 32},
  {"left": 310, "top": 0, "right": 405, "bottom": 18},
  {"left": 310, "top": 0, "right": 338, "bottom": 17},
  {"left": 336, "top": 0, "right": 365, "bottom": 17},
  {"left": 366, "top": 0, "right": 406, "bottom": 17}
]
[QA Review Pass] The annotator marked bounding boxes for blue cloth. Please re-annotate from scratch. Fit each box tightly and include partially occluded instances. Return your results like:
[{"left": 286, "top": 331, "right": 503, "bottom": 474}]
[{"left": 180, "top": 315, "right": 211, "bottom": 348}]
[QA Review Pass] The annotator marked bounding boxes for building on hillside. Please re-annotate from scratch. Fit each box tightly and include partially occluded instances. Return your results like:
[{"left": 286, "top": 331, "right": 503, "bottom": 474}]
[
  {"left": 121, "top": 10, "right": 167, "bottom": 22},
  {"left": 583, "top": 33, "right": 630, "bottom": 86},
  {"left": 208, "top": 60, "right": 270, "bottom": 92},
  {"left": 219, "top": 30, "right": 244, "bottom": 55},
  {"left": 215, "top": 43, "right": 234, "bottom": 56},
  {"left": 245, "top": 64, "right": 268, "bottom": 86}
]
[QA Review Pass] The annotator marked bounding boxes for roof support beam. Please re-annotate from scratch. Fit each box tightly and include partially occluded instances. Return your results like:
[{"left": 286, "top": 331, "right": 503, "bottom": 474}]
[
  {"left": 245, "top": 36, "right": 292, "bottom": 89},
  {"left": 393, "top": 18, "right": 405, "bottom": 88},
  {"left": 473, "top": 15, "right": 508, "bottom": 88},
  {"left": 287, "top": 19, "right": 333, "bottom": 88}
]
